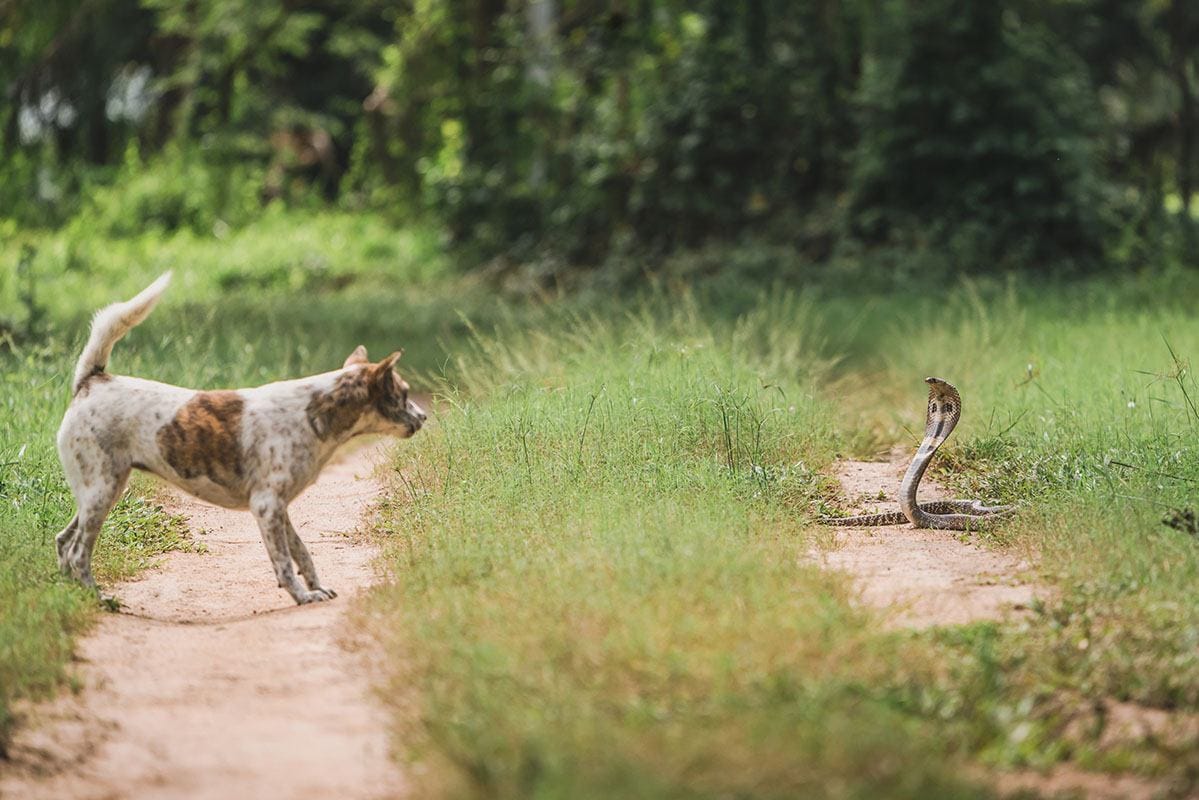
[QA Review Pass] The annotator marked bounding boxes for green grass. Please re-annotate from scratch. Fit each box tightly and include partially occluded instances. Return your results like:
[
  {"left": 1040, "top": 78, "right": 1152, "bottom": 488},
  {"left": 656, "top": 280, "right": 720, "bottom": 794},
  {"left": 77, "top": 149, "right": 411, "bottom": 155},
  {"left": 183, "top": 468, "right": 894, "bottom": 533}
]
[
  {"left": 845, "top": 277, "right": 1199, "bottom": 782},
  {"left": 4, "top": 209, "right": 1199, "bottom": 794},
  {"left": 366, "top": 298, "right": 998, "bottom": 799},
  {"left": 366, "top": 274, "right": 1199, "bottom": 797}
]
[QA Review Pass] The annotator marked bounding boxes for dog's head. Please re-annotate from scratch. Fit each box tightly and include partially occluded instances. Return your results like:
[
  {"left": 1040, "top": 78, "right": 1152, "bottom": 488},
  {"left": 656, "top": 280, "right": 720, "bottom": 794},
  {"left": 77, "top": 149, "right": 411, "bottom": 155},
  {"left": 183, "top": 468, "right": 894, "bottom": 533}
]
[
  {"left": 308, "top": 347, "right": 427, "bottom": 440},
  {"left": 342, "top": 345, "right": 427, "bottom": 438}
]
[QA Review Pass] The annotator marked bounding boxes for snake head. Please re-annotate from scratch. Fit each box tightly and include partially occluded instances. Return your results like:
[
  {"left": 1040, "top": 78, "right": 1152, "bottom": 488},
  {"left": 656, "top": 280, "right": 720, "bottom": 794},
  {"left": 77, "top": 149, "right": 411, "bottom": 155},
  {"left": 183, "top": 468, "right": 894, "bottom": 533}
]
[{"left": 923, "top": 377, "right": 962, "bottom": 422}]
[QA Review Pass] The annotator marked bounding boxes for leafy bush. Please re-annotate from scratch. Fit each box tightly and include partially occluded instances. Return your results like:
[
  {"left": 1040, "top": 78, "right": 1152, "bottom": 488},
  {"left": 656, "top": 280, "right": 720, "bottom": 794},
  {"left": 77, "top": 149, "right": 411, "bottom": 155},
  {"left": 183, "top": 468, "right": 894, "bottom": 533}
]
[
  {"left": 75, "top": 146, "right": 265, "bottom": 237},
  {"left": 386, "top": 2, "right": 864, "bottom": 268},
  {"left": 849, "top": 0, "right": 1110, "bottom": 271}
]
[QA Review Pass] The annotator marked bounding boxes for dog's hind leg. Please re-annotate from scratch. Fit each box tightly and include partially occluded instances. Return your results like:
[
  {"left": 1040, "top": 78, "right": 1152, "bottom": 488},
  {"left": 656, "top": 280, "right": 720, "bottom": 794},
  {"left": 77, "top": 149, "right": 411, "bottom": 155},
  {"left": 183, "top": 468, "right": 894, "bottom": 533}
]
[
  {"left": 64, "top": 470, "right": 130, "bottom": 590},
  {"left": 55, "top": 515, "right": 79, "bottom": 574},
  {"left": 284, "top": 512, "right": 336, "bottom": 597},
  {"left": 251, "top": 491, "right": 335, "bottom": 605}
]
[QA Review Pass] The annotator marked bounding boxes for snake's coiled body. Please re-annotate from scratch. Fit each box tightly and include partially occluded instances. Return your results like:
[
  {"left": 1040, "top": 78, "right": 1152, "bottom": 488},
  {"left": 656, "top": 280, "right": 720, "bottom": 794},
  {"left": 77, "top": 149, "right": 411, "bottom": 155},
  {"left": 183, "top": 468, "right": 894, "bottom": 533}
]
[{"left": 820, "top": 377, "right": 1014, "bottom": 530}]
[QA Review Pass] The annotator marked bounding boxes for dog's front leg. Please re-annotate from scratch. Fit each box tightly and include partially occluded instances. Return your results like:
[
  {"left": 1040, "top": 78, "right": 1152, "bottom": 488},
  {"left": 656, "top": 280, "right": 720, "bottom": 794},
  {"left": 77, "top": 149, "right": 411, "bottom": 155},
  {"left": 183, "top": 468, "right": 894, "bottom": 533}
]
[
  {"left": 284, "top": 512, "right": 336, "bottom": 598},
  {"left": 250, "top": 491, "right": 336, "bottom": 605}
]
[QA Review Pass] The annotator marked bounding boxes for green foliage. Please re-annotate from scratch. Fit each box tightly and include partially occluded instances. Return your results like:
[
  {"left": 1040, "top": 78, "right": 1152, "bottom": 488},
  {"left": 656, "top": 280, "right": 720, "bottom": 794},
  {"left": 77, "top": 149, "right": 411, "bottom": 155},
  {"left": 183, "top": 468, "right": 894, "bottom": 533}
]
[
  {"left": 850, "top": 0, "right": 1109, "bottom": 271},
  {"left": 627, "top": 2, "right": 859, "bottom": 249},
  {"left": 76, "top": 147, "right": 265, "bottom": 237},
  {"left": 7, "top": 0, "right": 1199, "bottom": 273},
  {"left": 142, "top": 0, "right": 388, "bottom": 144},
  {"left": 388, "top": 1, "right": 865, "bottom": 265}
]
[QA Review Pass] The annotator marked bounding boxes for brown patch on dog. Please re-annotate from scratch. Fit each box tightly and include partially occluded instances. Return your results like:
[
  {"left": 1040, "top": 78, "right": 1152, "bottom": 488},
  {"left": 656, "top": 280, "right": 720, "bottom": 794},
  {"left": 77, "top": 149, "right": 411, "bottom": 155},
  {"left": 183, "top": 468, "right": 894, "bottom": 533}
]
[
  {"left": 157, "top": 391, "right": 246, "bottom": 489},
  {"left": 307, "top": 370, "right": 372, "bottom": 440},
  {"left": 74, "top": 370, "right": 112, "bottom": 398}
]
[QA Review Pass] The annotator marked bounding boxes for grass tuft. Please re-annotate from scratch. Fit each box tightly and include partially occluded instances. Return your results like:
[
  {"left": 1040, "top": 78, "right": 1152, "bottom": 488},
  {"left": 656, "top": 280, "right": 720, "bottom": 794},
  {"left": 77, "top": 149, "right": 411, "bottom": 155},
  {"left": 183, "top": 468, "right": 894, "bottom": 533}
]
[{"left": 366, "top": 304, "right": 999, "bottom": 798}]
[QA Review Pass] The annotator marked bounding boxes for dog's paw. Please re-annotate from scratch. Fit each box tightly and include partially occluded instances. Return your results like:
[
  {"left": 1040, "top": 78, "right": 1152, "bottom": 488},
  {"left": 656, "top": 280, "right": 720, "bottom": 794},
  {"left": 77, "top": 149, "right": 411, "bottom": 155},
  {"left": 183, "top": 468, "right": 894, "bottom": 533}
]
[{"left": 295, "top": 587, "right": 338, "bottom": 604}]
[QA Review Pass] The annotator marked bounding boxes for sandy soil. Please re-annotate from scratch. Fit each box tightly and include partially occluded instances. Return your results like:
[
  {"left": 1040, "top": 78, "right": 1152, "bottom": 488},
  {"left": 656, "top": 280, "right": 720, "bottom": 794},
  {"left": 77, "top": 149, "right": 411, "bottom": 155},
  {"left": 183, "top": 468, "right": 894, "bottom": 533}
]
[
  {"left": 0, "top": 441, "right": 404, "bottom": 800},
  {"left": 993, "top": 765, "right": 1171, "bottom": 800},
  {"left": 812, "top": 449, "right": 1039, "bottom": 628}
]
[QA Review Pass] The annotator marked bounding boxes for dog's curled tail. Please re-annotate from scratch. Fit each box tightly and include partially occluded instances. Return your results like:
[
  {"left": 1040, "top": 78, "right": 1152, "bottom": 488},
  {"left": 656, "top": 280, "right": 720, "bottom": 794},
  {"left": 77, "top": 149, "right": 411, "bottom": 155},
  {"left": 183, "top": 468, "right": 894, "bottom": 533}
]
[{"left": 72, "top": 272, "right": 172, "bottom": 395}]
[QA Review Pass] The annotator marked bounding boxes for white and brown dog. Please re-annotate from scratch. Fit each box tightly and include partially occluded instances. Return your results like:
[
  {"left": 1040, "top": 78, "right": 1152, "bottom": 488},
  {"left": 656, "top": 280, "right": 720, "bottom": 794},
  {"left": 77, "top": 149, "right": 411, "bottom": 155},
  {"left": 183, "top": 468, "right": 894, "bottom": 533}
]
[{"left": 55, "top": 273, "right": 425, "bottom": 604}]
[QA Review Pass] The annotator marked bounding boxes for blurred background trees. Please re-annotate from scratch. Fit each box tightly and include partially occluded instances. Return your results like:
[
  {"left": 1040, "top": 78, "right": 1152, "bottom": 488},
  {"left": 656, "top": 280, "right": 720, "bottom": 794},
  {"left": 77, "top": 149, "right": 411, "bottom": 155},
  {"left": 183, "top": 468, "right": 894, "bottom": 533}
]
[{"left": 3, "top": 0, "right": 1198, "bottom": 276}]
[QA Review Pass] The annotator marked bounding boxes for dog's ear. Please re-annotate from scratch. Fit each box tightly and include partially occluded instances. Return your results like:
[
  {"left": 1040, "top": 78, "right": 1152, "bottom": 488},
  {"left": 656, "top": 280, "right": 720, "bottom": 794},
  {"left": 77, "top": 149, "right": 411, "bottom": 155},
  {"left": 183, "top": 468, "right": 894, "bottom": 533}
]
[
  {"left": 372, "top": 350, "right": 403, "bottom": 378},
  {"left": 343, "top": 345, "right": 369, "bottom": 368}
]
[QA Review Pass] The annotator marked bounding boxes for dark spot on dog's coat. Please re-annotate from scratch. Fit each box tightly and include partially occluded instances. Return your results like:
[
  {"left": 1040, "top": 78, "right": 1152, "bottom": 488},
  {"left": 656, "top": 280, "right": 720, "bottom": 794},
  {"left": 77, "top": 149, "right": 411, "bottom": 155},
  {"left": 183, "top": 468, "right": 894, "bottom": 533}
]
[
  {"left": 74, "top": 370, "right": 113, "bottom": 398},
  {"left": 157, "top": 391, "right": 246, "bottom": 489},
  {"left": 307, "top": 370, "right": 371, "bottom": 440}
]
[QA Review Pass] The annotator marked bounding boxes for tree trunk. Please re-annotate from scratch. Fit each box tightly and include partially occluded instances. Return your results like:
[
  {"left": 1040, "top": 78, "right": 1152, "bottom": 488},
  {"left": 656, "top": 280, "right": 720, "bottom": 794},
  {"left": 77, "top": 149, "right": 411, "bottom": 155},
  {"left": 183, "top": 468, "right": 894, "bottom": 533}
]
[
  {"left": 362, "top": 85, "right": 401, "bottom": 186},
  {"left": 85, "top": 98, "right": 109, "bottom": 164},
  {"left": 2, "top": 98, "right": 18, "bottom": 158},
  {"left": 1176, "top": 60, "right": 1194, "bottom": 220},
  {"left": 1170, "top": 0, "right": 1195, "bottom": 224},
  {"left": 525, "top": 0, "right": 557, "bottom": 188},
  {"left": 216, "top": 66, "right": 236, "bottom": 125}
]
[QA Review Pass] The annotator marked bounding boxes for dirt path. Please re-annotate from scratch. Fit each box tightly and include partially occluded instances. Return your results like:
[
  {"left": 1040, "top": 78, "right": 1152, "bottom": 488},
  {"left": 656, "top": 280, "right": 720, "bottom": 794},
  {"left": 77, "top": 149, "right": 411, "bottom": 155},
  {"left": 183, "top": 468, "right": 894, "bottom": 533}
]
[
  {"left": 812, "top": 450, "right": 1038, "bottom": 628},
  {"left": 0, "top": 442, "right": 404, "bottom": 800}
]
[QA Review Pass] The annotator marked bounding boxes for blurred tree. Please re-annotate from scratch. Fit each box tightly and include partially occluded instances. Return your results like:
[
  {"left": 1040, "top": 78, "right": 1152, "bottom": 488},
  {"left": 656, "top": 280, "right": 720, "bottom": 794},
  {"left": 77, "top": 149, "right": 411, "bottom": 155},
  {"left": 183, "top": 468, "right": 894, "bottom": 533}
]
[
  {"left": 144, "top": 0, "right": 391, "bottom": 197},
  {"left": 1, "top": 0, "right": 154, "bottom": 163},
  {"left": 365, "top": 0, "right": 866, "bottom": 263},
  {"left": 4, "top": 0, "right": 1198, "bottom": 274},
  {"left": 629, "top": 0, "right": 862, "bottom": 250},
  {"left": 1162, "top": 0, "right": 1199, "bottom": 224},
  {"left": 1045, "top": 0, "right": 1199, "bottom": 236},
  {"left": 850, "top": 0, "right": 1107, "bottom": 270}
]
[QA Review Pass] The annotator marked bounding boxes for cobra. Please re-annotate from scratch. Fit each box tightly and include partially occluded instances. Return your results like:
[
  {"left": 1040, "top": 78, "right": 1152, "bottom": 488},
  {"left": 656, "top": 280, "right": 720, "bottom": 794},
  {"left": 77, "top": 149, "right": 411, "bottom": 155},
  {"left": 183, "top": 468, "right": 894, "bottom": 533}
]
[{"left": 820, "top": 377, "right": 1014, "bottom": 530}]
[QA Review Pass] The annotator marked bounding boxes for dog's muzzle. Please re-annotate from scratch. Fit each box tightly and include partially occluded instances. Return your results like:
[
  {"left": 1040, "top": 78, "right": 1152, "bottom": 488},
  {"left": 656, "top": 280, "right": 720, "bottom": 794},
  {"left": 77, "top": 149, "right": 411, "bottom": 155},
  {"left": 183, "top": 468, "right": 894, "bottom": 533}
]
[{"left": 405, "top": 401, "right": 427, "bottom": 435}]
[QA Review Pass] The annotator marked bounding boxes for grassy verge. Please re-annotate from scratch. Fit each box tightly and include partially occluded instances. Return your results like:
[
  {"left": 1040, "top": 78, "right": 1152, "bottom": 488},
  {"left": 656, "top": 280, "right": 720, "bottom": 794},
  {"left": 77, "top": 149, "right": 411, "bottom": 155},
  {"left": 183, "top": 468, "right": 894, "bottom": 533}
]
[
  {"left": 0, "top": 210, "right": 491, "bottom": 751},
  {"left": 5, "top": 207, "right": 1199, "bottom": 793},
  {"left": 0, "top": 348, "right": 194, "bottom": 747},
  {"left": 368, "top": 274, "right": 1199, "bottom": 797},
  {"left": 367, "top": 296, "right": 1002, "bottom": 798},
  {"left": 848, "top": 276, "right": 1199, "bottom": 785}
]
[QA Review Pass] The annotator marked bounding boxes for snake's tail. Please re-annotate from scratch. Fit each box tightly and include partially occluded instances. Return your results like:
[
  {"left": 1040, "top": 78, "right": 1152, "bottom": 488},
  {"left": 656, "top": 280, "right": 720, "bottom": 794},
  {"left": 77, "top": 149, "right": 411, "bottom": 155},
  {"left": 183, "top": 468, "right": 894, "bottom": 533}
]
[
  {"left": 818, "top": 500, "right": 1012, "bottom": 527},
  {"left": 818, "top": 511, "right": 909, "bottom": 527},
  {"left": 922, "top": 499, "right": 1015, "bottom": 515},
  {"left": 919, "top": 509, "right": 1016, "bottom": 531}
]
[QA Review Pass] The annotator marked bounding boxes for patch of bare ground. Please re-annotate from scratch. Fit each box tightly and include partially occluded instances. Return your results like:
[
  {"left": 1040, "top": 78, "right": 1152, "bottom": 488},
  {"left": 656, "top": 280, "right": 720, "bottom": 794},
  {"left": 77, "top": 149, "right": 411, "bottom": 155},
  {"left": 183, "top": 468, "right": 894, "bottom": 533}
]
[
  {"left": 993, "top": 765, "right": 1179, "bottom": 800},
  {"left": 986, "top": 699, "right": 1199, "bottom": 799},
  {"left": 0, "top": 442, "right": 404, "bottom": 800},
  {"left": 816, "top": 453, "right": 1199, "bottom": 799},
  {"left": 810, "top": 448, "right": 1039, "bottom": 628}
]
